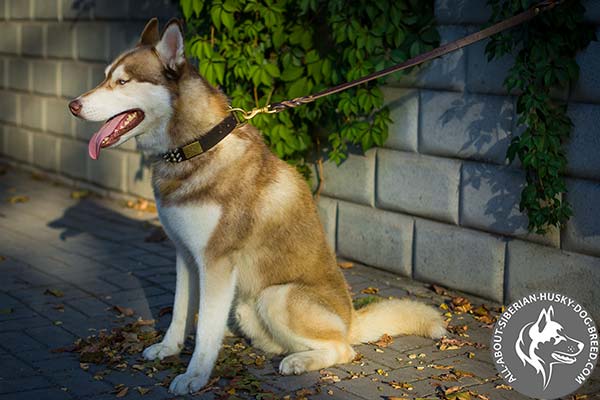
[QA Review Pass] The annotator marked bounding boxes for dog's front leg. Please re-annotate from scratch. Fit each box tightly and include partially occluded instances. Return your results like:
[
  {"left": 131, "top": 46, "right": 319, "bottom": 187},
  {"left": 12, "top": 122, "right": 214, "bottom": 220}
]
[
  {"left": 169, "top": 260, "right": 236, "bottom": 395},
  {"left": 143, "top": 253, "right": 197, "bottom": 360}
]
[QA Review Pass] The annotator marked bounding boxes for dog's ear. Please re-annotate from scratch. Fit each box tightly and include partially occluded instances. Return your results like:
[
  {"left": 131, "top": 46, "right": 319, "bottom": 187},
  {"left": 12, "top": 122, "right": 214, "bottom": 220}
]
[
  {"left": 155, "top": 19, "right": 186, "bottom": 74},
  {"left": 139, "top": 18, "right": 160, "bottom": 46}
]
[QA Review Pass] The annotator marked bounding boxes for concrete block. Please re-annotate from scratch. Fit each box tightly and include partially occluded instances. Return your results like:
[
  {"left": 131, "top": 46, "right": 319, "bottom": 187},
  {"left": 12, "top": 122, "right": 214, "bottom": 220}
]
[
  {"left": 32, "top": 131, "right": 58, "bottom": 171},
  {"left": 571, "top": 28, "right": 600, "bottom": 103},
  {"left": 434, "top": 0, "right": 491, "bottom": 24},
  {"left": 583, "top": 0, "right": 600, "bottom": 25},
  {"left": 45, "top": 97, "right": 71, "bottom": 135},
  {"left": 0, "top": 23, "right": 19, "bottom": 54},
  {"left": 419, "top": 90, "right": 513, "bottom": 165},
  {"left": 0, "top": 0, "right": 5, "bottom": 19},
  {"left": 31, "top": 60, "right": 58, "bottom": 95},
  {"left": 89, "top": 63, "right": 105, "bottom": 87},
  {"left": 396, "top": 26, "right": 467, "bottom": 92},
  {"left": 466, "top": 36, "right": 515, "bottom": 95},
  {"left": 59, "top": 137, "right": 87, "bottom": 179},
  {"left": 73, "top": 117, "right": 99, "bottom": 141},
  {"left": 19, "top": 94, "right": 43, "bottom": 130},
  {"left": 61, "top": 0, "right": 92, "bottom": 20},
  {"left": 9, "top": 0, "right": 30, "bottom": 19},
  {"left": 563, "top": 179, "right": 600, "bottom": 257},
  {"left": 76, "top": 23, "right": 108, "bottom": 61},
  {"left": 460, "top": 162, "right": 559, "bottom": 246},
  {"left": 0, "top": 90, "right": 18, "bottom": 124},
  {"left": 92, "top": 0, "right": 129, "bottom": 19},
  {"left": 506, "top": 239, "right": 600, "bottom": 321},
  {"left": 47, "top": 23, "right": 74, "bottom": 59},
  {"left": 377, "top": 149, "right": 461, "bottom": 224},
  {"left": 60, "top": 61, "right": 89, "bottom": 98},
  {"left": 131, "top": 0, "right": 179, "bottom": 19},
  {"left": 21, "top": 23, "right": 44, "bottom": 57},
  {"left": 380, "top": 87, "right": 418, "bottom": 152},
  {"left": 108, "top": 22, "right": 142, "bottom": 59},
  {"left": 0, "top": 58, "right": 4, "bottom": 88},
  {"left": 321, "top": 149, "right": 375, "bottom": 206},
  {"left": 126, "top": 152, "right": 154, "bottom": 199},
  {"left": 414, "top": 218, "right": 505, "bottom": 302},
  {"left": 4, "top": 126, "right": 32, "bottom": 162},
  {"left": 33, "top": 0, "right": 58, "bottom": 19},
  {"left": 7, "top": 58, "right": 30, "bottom": 91},
  {"left": 315, "top": 195, "right": 337, "bottom": 250},
  {"left": 566, "top": 103, "right": 600, "bottom": 180},
  {"left": 337, "top": 201, "right": 413, "bottom": 277},
  {"left": 88, "top": 148, "right": 126, "bottom": 191}
]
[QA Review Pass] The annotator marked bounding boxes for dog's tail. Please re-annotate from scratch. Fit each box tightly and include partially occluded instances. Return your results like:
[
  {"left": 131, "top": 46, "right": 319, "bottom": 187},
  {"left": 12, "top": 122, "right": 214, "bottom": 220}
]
[{"left": 349, "top": 298, "right": 446, "bottom": 344}]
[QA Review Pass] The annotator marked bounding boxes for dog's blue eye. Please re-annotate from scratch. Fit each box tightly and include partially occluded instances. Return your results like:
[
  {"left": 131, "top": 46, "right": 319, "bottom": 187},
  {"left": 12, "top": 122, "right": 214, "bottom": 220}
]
[{"left": 117, "top": 79, "right": 129, "bottom": 85}]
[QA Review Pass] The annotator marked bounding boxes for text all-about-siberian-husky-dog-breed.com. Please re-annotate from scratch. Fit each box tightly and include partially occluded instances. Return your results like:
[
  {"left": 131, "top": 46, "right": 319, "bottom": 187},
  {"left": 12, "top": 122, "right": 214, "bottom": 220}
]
[{"left": 68, "top": 18, "right": 446, "bottom": 395}]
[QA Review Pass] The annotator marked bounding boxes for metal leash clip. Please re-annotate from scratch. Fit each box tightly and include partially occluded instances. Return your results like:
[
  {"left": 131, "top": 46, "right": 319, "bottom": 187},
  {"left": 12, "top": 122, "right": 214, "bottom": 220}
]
[{"left": 229, "top": 105, "right": 278, "bottom": 124}]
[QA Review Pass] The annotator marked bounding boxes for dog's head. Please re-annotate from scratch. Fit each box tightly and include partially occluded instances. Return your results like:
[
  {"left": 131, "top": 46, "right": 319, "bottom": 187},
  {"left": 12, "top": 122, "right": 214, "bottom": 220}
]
[
  {"left": 515, "top": 306, "right": 584, "bottom": 388},
  {"left": 68, "top": 18, "right": 203, "bottom": 159}
]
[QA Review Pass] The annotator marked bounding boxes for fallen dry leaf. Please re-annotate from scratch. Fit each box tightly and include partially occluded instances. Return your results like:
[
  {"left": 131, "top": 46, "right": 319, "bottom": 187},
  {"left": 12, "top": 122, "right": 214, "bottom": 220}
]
[
  {"left": 113, "top": 305, "right": 134, "bottom": 317},
  {"left": 361, "top": 287, "right": 379, "bottom": 294},
  {"left": 125, "top": 199, "right": 157, "bottom": 213},
  {"left": 158, "top": 306, "right": 173, "bottom": 317},
  {"left": 388, "top": 381, "right": 413, "bottom": 390},
  {"left": 494, "top": 383, "right": 513, "bottom": 390},
  {"left": 115, "top": 386, "right": 129, "bottom": 398},
  {"left": 338, "top": 261, "right": 354, "bottom": 269},
  {"left": 44, "top": 288, "right": 64, "bottom": 298},
  {"left": 136, "top": 386, "right": 151, "bottom": 395},
  {"left": 430, "top": 283, "right": 448, "bottom": 296},
  {"left": 7, "top": 195, "right": 29, "bottom": 204},
  {"left": 71, "top": 190, "right": 91, "bottom": 199},
  {"left": 370, "top": 333, "right": 393, "bottom": 348}
]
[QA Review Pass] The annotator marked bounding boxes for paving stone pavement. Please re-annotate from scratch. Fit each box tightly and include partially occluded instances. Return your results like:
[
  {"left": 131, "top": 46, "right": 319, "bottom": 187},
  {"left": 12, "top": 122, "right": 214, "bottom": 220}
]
[{"left": 0, "top": 167, "right": 598, "bottom": 400}]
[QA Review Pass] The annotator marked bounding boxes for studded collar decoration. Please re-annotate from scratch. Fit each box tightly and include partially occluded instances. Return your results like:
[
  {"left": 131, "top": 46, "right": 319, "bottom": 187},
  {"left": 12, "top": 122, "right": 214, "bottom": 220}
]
[{"left": 161, "top": 114, "right": 238, "bottom": 163}]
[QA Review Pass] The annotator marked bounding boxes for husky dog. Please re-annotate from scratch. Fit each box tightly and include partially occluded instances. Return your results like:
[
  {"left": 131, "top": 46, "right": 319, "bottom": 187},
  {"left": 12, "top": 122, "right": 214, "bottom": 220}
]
[
  {"left": 68, "top": 18, "right": 446, "bottom": 395},
  {"left": 515, "top": 306, "right": 584, "bottom": 389}
]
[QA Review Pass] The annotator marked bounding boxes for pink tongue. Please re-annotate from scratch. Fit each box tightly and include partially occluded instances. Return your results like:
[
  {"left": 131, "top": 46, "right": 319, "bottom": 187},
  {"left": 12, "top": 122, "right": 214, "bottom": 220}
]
[{"left": 88, "top": 113, "right": 129, "bottom": 160}]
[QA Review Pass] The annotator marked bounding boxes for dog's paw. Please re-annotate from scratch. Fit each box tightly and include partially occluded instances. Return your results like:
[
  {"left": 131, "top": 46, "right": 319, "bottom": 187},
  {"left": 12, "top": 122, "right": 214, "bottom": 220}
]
[
  {"left": 142, "top": 341, "right": 180, "bottom": 361},
  {"left": 279, "top": 353, "right": 310, "bottom": 375},
  {"left": 429, "top": 321, "right": 448, "bottom": 339},
  {"left": 169, "top": 371, "right": 210, "bottom": 395}
]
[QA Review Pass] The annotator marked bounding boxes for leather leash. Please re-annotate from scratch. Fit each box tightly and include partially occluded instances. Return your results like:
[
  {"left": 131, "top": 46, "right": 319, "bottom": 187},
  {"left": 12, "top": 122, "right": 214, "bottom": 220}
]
[
  {"left": 162, "top": 0, "right": 560, "bottom": 163},
  {"left": 231, "top": 0, "right": 560, "bottom": 120}
]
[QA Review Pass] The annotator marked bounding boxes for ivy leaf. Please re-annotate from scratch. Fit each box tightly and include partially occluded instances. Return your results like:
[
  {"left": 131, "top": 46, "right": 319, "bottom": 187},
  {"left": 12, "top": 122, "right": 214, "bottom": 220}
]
[{"left": 288, "top": 77, "right": 308, "bottom": 98}]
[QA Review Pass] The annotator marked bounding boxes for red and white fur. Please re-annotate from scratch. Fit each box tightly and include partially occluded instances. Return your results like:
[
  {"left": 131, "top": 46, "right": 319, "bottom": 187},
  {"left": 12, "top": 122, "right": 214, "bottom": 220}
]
[{"left": 69, "top": 19, "right": 446, "bottom": 395}]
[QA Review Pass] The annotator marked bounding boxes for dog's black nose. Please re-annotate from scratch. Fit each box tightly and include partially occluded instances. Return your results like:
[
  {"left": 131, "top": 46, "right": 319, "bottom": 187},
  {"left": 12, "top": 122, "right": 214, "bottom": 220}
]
[{"left": 68, "top": 99, "right": 82, "bottom": 116}]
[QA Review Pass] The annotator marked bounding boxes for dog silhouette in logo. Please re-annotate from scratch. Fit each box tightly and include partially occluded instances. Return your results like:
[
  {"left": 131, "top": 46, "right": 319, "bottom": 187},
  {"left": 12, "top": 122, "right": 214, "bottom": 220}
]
[{"left": 515, "top": 306, "right": 584, "bottom": 389}]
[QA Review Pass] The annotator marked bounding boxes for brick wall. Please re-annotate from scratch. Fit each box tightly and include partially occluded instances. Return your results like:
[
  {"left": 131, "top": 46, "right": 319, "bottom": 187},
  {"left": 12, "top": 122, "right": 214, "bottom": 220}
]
[
  {"left": 1, "top": 0, "right": 599, "bottom": 317},
  {"left": 0, "top": 0, "right": 177, "bottom": 199}
]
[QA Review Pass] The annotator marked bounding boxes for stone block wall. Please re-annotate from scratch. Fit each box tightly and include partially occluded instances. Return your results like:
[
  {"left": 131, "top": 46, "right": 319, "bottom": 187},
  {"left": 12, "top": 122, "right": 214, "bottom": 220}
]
[
  {"left": 1, "top": 0, "right": 599, "bottom": 318},
  {"left": 318, "top": 0, "right": 600, "bottom": 318},
  {"left": 0, "top": 0, "right": 176, "bottom": 200}
]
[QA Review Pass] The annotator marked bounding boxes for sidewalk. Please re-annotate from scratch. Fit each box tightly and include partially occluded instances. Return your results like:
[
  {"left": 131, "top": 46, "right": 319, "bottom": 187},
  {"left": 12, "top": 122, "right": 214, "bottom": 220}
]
[{"left": 0, "top": 166, "right": 597, "bottom": 400}]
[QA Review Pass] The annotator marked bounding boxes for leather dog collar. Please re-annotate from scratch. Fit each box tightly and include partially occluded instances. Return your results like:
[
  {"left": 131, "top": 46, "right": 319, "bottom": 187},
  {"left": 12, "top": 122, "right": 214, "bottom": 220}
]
[{"left": 161, "top": 114, "right": 238, "bottom": 163}]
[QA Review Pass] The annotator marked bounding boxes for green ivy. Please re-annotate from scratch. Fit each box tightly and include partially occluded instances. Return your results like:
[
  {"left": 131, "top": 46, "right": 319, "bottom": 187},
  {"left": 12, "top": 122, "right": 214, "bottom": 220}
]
[
  {"left": 486, "top": 0, "right": 596, "bottom": 234},
  {"left": 180, "top": 0, "right": 438, "bottom": 177}
]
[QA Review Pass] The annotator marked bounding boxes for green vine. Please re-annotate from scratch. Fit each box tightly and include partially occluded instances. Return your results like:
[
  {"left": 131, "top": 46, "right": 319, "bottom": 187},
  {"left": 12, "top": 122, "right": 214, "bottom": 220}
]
[
  {"left": 486, "top": 0, "right": 596, "bottom": 234},
  {"left": 179, "top": 0, "right": 438, "bottom": 178}
]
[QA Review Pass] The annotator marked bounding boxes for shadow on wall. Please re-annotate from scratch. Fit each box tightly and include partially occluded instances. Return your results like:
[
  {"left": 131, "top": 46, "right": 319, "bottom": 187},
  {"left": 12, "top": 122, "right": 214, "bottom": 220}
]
[{"left": 423, "top": 91, "right": 532, "bottom": 236}]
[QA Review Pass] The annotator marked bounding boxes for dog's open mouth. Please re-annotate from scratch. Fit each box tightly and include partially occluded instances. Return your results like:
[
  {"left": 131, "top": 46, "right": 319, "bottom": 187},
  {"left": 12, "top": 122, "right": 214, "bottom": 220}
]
[
  {"left": 88, "top": 109, "right": 144, "bottom": 160},
  {"left": 552, "top": 351, "right": 577, "bottom": 364}
]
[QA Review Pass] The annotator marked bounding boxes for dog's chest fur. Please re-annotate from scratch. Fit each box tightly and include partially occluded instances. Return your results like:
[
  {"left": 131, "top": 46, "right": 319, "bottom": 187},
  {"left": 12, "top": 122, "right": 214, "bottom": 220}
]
[{"left": 157, "top": 201, "right": 222, "bottom": 263}]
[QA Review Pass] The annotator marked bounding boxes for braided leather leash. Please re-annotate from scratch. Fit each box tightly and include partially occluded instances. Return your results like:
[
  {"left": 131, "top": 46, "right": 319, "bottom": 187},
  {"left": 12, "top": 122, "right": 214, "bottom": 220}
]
[{"left": 231, "top": 0, "right": 561, "bottom": 120}]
